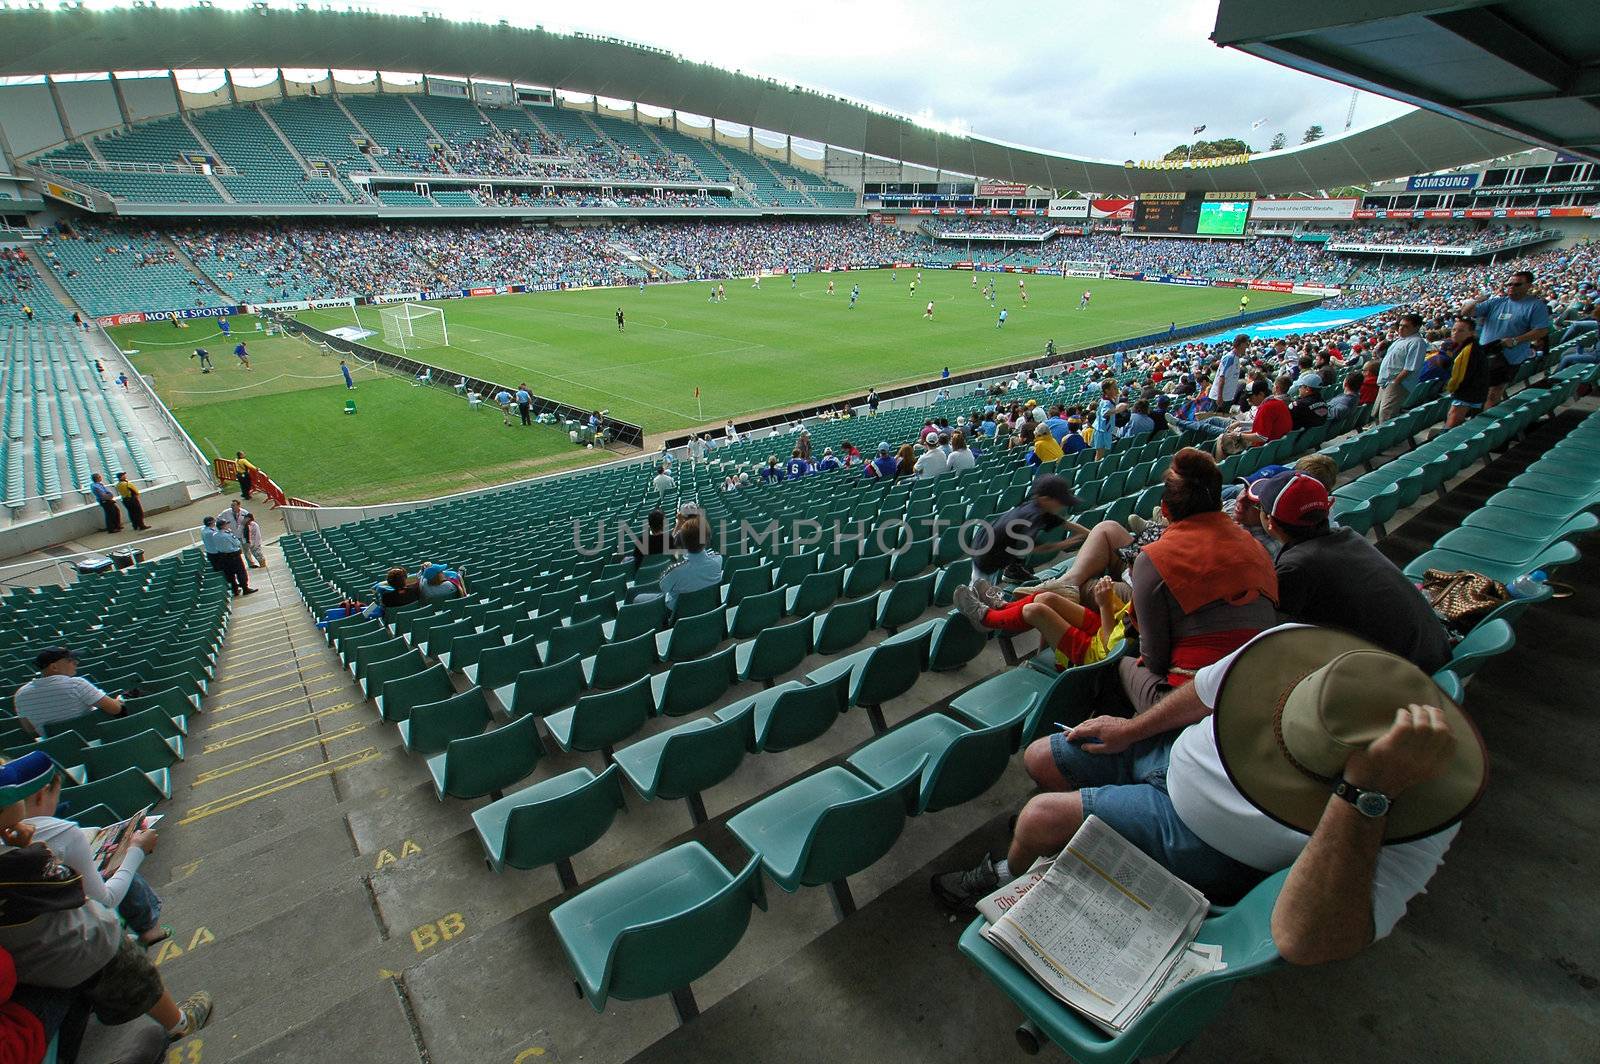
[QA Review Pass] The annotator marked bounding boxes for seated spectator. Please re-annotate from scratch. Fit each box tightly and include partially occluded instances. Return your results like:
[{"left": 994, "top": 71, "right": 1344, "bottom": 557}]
[
  {"left": 1027, "top": 424, "right": 1064, "bottom": 467},
  {"left": 12, "top": 648, "right": 123, "bottom": 739},
  {"left": 894, "top": 444, "right": 916, "bottom": 477},
  {"left": 785, "top": 450, "right": 812, "bottom": 479},
  {"left": 1253, "top": 472, "right": 1452, "bottom": 671},
  {"left": 1359, "top": 359, "right": 1380, "bottom": 405},
  {"left": 23, "top": 773, "right": 168, "bottom": 947},
  {"left": 945, "top": 431, "right": 977, "bottom": 473},
  {"left": 815, "top": 448, "right": 842, "bottom": 473},
  {"left": 932, "top": 625, "right": 1485, "bottom": 970},
  {"left": 658, "top": 519, "right": 723, "bottom": 613},
  {"left": 760, "top": 456, "right": 783, "bottom": 483},
  {"left": 1289, "top": 381, "right": 1328, "bottom": 430},
  {"left": 380, "top": 567, "right": 420, "bottom": 610},
  {"left": 416, "top": 563, "right": 464, "bottom": 602},
  {"left": 651, "top": 464, "right": 676, "bottom": 495},
  {"left": 955, "top": 575, "right": 1129, "bottom": 671},
  {"left": 630, "top": 509, "right": 669, "bottom": 566},
  {"left": 913, "top": 442, "right": 947, "bottom": 479},
  {"left": 864, "top": 442, "right": 898, "bottom": 479},
  {"left": 1119, "top": 400, "right": 1156, "bottom": 439},
  {"left": 1326, "top": 371, "right": 1364, "bottom": 423},
  {"left": 0, "top": 752, "right": 212, "bottom": 1042},
  {"left": 970, "top": 475, "right": 1084, "bottom": 585}
]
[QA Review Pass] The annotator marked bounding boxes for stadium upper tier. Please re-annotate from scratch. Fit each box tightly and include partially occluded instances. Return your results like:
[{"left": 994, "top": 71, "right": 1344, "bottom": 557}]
[
  {"left": 23, "top": 217, "right": 1576, "bottom": 320},
  {"left": 26, "top": 95, "right": 862, "bottom": 215}
]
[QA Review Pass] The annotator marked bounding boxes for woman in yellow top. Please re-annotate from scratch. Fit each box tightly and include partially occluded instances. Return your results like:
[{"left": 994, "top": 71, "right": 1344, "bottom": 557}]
[
  {"left": 114, "top": 472, "right": 148, "bottom": 531},
  {"left": 234, "top": 451, "right": 258, "bottom": 500},
  {"left": 1028, "top": 423, "right": 1064, "bottom": 467}
]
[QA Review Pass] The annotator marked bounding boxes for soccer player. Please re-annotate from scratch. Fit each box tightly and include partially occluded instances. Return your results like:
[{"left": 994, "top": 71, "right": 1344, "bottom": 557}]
[
  {"left": 849, "top": 285, "right": 860, "bottom": 310},
  {"left": 751, "top": 273, "right": 762, "bottom": 289},
  {"left": 791, "top": 272, "right": 798, "bottom": 288},
  {"left": 616, "top": 308, "right": 625, "bottom": 332},
  {"left": 924, "top": 300, "right": 935, "bottom": 321},
  {"left": 997, "top": 308, "right": 1008, "bottom": 329},
  {"left": 708, "top": 284, "right": 718, "bottom": 303},
  {"left": 909, "top": 280, "right": 918, "bottom": 297},
  {"left": 717, "top": 282, "right": 726, "bottom": 302},
  {"left": 1078, "top": 290, "right": 1092, "bottom": 310},
  {"left": 219, "top": 317, "right": 230, "bottom": 338},
  {"left": 1239, "top": 293, "right": 1250, "bottom": 313},
  {"left": 1020, "top": 282, "right": 1029, "bottom": 308},
  {"left": 916, "top": 270, "right": 923, "bottom": 283},
  {"left": 192, "top": 347, "right": 212, "bottom": 373},
  {"left": 892, "top": 270, "right": 899, "bottom": 283},
  {"left": 828, "top": 279, "right": 836, "bottom": 295},
  {"left": 638, "top": 279, "right": 646, "bottom": 293},
  {"left": 971, "top": 272, "right": 978, "bottom": 289}
]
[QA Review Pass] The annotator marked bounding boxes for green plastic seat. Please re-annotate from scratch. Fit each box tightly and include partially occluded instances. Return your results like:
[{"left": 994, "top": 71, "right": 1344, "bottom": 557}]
[
  {"left": 726, "top": 762, "right": 920, "bottom": 918},
  {"left": 472, "top": 764, "right": 627, "bottom": 887},
  {"left": 604, "top": 597, "right": 668, "bottom": 642},
  {"left": 79, "top": 729, "right": 182, "bottom": 780},
  {"left": 549, "top": 842, "right": 767, "bottom": 1020},
  {"left": 41, "top": 712, "right": 110, "bottom": 743},
  {"left": 812, "top": 592, "right": 879, "bottom": 655},
  {"left": 426, "top": 713, "right": 543, "bottom": 800},
  {"left": 847, "top": 714, "right": 1015, "bottom": 814},
  {"left": 544, "top": 616, "right": 606, "bottom": 665},
  {"left": 398, "top": 688, "right": 492, "bottom": 756},
  {"left": 889, "top": 537, "right": 934, "bottom": 581},
  {"left": 362, "top": 647, "right": 428, "bottom": 700},
  {"left": 1402, "top": 542, "right": 1579, "bottom": 585},
  {"left": 949, "top": 643, "right": 1126, "bottom": 747},
  {"left": 441, "top": 626, "right": 507, "bottom": 672},
  {"left": 806, "top": 626, "right": 932, "bottom": 733},
  {"left": 421, "top": 617, "right": 479, "bottom": 659},
  {"left": 876, "top": 571, "right": 935, "bottom": 632},
  {"left": 721, "top": 564, "right": 773, "bottom": 607},
  {"left": 544, "top": 675, "right": 653, "bottom": 759},
  {"left": 612, "top": 708, "right": 755, "bottom": 825},
  {"left": 714, "top": 672, "right": 850, "bottom": 753},
  {"left": 785, "top": 567, "right": 844, "bottom": 615},
  {"left": 1482, "top": 486, "right": 1600, "bottom": 518},
  {"left": 5, "top": 731, "right": 88, "bottom": 770},
  {"left": 464, "top": 632, "right": 542, "bottom": 688},
  {"left": 656, "top": 608, "right": 727, "bottom": 663},
  {"left": 349, "top": 636, "right": 409, "bottom": 681},
  {"left": 1432, "top": 669, "right": 1464, "bottom": 703},
  {"left": 376, "top": 663, "right": 455, "bottom": 723},
  {"left": 1461, "top": 507, "right": 1597, "bottom": 543},
  {"left": 119, "top": 687, "right": 198, "bottom": 722},
  {"left": 933, "top": 558, "right": 974, "bottom": 605},
  {"left": 93, "top": 707, "right": 186, "bottom": 745},
  {"left": 841, "top": 553, "right": 890, "bottom": 598},
  {"left": 735, "top": 614, "right": 813, "bottom": 688},
  {"left": 650, "top": 647, "right": 739, "bottom": 718},
  {"left": 958, "top": 870, "right": 1289, "bottom": 1064},
  {"left": 581, "top": 630, "right": 658, "bottom": 690},
  {"left": 497, "top": 655, "right": 586, "bottom": 719},
  {"left": 1440, "top": 618, "right": 1515, "bottom": 680},
  {"left": 726, "top": 586, "right": 786, "bottom": 639},
  {"left": 670, "top": 584, "right": 724, "bottom": 620},
  {"left": 927, "top": 614, "right": 989, "bottom": 671},
  {"left": 62, "top": 802, "right": 121, "bottom": 828},
  {"left": 58, "top": 766, "right": 171, "bottom": 820}
]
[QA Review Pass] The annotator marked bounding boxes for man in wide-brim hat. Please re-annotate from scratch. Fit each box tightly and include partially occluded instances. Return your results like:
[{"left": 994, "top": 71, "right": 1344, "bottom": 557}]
[{"left": 933, "top": 625, "right": 1486, "bottom": 965}]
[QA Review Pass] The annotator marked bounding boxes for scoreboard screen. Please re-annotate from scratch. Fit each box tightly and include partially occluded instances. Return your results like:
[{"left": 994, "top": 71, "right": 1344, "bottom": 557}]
[
  {"left": 1198, "top": 200, "right": 1250, "bottom": 235},
  {"left": 1134, "top": 199, "right": 1183, "bottom": 233}
]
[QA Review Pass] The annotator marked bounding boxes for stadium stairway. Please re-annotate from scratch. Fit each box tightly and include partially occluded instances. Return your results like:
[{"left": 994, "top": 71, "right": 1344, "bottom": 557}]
[
  {"left": 20, "top": 247, "right": 84, "bottom": 319},
  {"left": 159, "top": 234, "right": 235, "bottom": 304},
  {"left": 132, "top": 539, "right": 1037, "bottom": 1063}
]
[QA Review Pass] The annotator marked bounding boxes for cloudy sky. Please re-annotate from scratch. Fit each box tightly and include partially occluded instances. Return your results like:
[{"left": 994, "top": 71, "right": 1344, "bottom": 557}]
[{"left": 457, "top": 0, "right": 1411, "bottom": 160}]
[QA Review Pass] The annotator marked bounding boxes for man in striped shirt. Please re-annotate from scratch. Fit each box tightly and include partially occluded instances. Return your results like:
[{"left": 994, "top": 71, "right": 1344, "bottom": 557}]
[{"left": 13, "top": 647, "right": 124, "bottom": 738}]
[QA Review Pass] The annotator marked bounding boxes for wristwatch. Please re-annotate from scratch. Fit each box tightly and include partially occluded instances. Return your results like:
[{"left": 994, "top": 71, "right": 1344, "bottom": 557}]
[{"left": 1333, "top": 777, "right": 1391, "bottom": 819}]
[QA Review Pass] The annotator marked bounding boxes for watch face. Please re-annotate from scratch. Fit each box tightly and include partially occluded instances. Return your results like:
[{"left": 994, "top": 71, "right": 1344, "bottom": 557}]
[{"left": 1355, "top": 791, "right": 1390, "bottom": 818}]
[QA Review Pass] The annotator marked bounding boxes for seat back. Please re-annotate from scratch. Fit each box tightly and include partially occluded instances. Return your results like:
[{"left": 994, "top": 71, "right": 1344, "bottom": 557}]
[
  {"left": 440, "top": 714, "right": 543, "bottom": 799},
  {"left": 920, "top": 719, "right": 1016, "bottom": 813},
  {"left": 58, "top": 767, "right": 156, "bottom": 820},
  {"left": 94, "top": 707, "right": 184, "bottom": 744},
  {"left": 671, "top": 583, "right": 724, "bottom": 620},
  {"left": 655, "top": 647, "right": 738, "bottom": 718},
  {"left": 363, "top": 647, "right": 428, "bottom": 700},
  {"left": 853, "top": 628, "right": 933, "bottom": 707},
  {"left": 610, "top": 597, "right": 668, "bottom": 642},
  {"left": 352, "top": 636, "right": 409, "bottom": 679},
  {"left": 5, "top": 731, "right": 87, "bottom": 769},
  {"left": 795, "top": 763, "right": 922, "bottom": 886},
  {"left": 1023, "top": 643, "right": 1128, "bottom": 741},
  {"left": 547, "top": 616, "right": 606, "bottom": 663},
  {"left": 80, "top": 729, "right": 179, "bottom": 780},
  {"left": 377, "top": 663, "right": 455, "bottom": 723},
  {"left": 877, "top": 571, "right": 935, "bottom": 631},
  {"left": 728, "top": 586, "right": 785, "bottom": 638},
  {"left": 759, "top": 671, "right": 850, "bottom": 753},
  {"left": 814, "top": 592, "right": 878, "bottom": 655},
  {"left": 605, "top": 852, "right": 765, "bottom": 1005},
  {"left": 474, "top": 633, "right": 543, "bottom": 690},
  {"left": 587, "top": 630, "right": 657, "bottom": 690},
  {"left": 927, "top": 614, "right": 989, "bottom": 671},
  {"left": 1446, "top": 618, "right": 1516, "bottom": 679},
  {"left": 566, "top": 676, "right": 653, "bottom": 752},
  {"left": 743, "top": 615, "right": 813, "bottom": 684},
  {"left": 507, "top": 655, "right": 586, "bottom": 719},
  {"left": 661, "top": 608, "right": 726, "bottom": 663},
  {"left": 653, "top": 713, "right": 752, "bottom": 800},
  {"left": 404, "top": 688, "right": 491, "bottom": 755},
  {"left": 503, "top": 765, "right": 627, "bottom": 870}
]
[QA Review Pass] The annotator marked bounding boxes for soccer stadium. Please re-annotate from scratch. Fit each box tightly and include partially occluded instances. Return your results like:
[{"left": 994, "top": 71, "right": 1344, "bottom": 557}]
[{"left": 0, "top": 1, "right": 1598, "bottom": 1061}]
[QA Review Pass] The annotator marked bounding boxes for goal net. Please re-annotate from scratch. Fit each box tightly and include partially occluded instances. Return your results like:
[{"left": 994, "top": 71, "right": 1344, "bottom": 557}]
[
  {"left": 379, "top": 303, "right": 449, "bottom": 351},
  {"left": 1059, "top": 261, "right": 1106, "bottom": 278}
]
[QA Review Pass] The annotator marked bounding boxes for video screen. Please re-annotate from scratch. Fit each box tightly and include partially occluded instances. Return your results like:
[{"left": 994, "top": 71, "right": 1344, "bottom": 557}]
[{"left": 1197, "top": 200, "right": 1249, "bottom": 236}]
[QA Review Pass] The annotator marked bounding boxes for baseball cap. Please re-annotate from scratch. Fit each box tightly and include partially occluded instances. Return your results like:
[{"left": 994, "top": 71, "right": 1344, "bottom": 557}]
[
  {"left": 420, "top": 563, "right": 447, "bottom": 580},
  {"left": 1235, "top": 464, "right": 1291, "bottom": 489},
  {"left": 0, "top": 751, "right": 56, "bottom": 806},
  {"left": 1032, "top": 474, "right": 1079, "bottom": 507},
  {"left": 878, "top": 442, "right": 891, "bottom": 454},
  {"left": 1251, "top": 471, "right": 1331, "bottom": 528},
  {"left": 33, "top": 647, "right": 75, "bottom": 671}
]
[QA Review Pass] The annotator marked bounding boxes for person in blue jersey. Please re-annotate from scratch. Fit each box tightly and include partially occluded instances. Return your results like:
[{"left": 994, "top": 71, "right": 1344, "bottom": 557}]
[{"left": 1461, "top": 269, "right": 1551, "bottom": 408}]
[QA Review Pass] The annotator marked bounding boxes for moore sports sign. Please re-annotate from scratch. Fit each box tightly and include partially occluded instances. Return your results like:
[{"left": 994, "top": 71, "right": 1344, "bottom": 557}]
[{"left": 95, "top": 304, "right": 242, "bottom": 327}]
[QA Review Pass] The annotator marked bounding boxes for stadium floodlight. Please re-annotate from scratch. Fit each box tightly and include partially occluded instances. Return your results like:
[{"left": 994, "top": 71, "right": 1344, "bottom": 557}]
[{"left": 379, "top": 303, "right": 449, "bottom": 351}]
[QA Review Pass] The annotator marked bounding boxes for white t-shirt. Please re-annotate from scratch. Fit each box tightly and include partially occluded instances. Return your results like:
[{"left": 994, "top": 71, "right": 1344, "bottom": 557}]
[
  {"left": 945, "top": 449, "right": 976, "bottom": 473},
  {"left": 1167, "top": 624, "right": 1457, "bottom": 939},
  {"left": 651, "top": 473, "right": 676, "bottom": 495},
  {"left": 14, "top": 674, "right": 108, "bottom": 730},
  {"left": 914, "top": 448, "right": 947, "bottom": 479},
  {"left": 26, "top": 814, "right": 146, "bottom": 909}
]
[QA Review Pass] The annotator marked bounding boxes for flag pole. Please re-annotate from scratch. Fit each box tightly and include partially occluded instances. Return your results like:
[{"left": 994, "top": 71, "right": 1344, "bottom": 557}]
[{"left": 696, "top": 386, "right": 703, "bottom": 421}]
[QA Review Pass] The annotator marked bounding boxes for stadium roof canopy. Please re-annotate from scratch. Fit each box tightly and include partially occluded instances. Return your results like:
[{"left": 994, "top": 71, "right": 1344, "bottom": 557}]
[
  {"left": 1214, "top": 0, "right": 1600, "bottom": 165},
  {"left": 0, "top": 2, "right": 1538, "bottom": 194}
]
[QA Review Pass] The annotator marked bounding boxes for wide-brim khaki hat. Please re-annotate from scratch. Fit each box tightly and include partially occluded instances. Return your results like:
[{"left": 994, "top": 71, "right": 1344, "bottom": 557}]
[{"left": 1213, "top": 627, "right": 1487, "bottom": 842}]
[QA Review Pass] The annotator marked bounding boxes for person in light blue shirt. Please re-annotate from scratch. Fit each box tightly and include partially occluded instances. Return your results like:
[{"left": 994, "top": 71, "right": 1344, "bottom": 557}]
[
  {"left": 658, "top": 520, "right": 723, "bottom": 612},
  {"left": 1092, "top": 379, "right": 1120, "bottom": 459},
  {"left": 1376, "top": 313, "right": 1429, "bottom": 424},
  {"left": 1463, "top": 270, "right": 1551, "bottom": 405},
  {"left": 1119, "top": 400, "right": 1156, "bottom": 439}
]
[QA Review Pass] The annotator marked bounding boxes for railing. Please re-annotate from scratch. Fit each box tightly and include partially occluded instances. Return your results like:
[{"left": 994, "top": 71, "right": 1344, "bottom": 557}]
[{"left": 0, "top": 525, "right": 204, "bottom": 589}]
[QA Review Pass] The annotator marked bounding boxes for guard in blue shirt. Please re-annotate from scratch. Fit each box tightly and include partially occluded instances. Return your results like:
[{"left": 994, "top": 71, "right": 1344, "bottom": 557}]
[{"left": 1464, "top": 270, "right": 1551, "bottom": 404}]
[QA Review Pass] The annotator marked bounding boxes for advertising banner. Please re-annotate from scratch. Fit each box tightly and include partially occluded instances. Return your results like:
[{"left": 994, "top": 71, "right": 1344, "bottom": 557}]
[
  {"left": 1327, "top": 242, "right": 1476, "bottom": 256},
  {"left": 42, "top": 181, "right": 92, "bottom": 209},
  {"left": 1092, "top": 198, "right": 1136, "bottom": 220},
  {"left": 96, "top": 312, "right": 146, "bottom": 327},
  {"left": 1407, "top": 173, "right": 1478, "bottom": 191},
  {"left": 1154, "top": 275, "right": 1212, "bottom": 287},
  {"left": 1248, "top": 198, "right": 1358, "bottom": 221},
  {"left": 374, "top": 292, "right": 423, "bottom": 304},
  {"left": 141, "top": 305, "right": 243, "bottom": 322},
  {"left": 1047, "top": 198, "right": 1090, "bottom": 218},
  {"left": 978, "top": 182, "right": 1027, "bottom": 197},
  {"left": 1248, "top": 280, "right": 1296, "bottom": 293}
]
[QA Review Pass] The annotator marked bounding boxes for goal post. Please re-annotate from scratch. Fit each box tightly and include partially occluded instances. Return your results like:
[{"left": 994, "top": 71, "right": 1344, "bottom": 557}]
[{"left": 379, "top": 303, "right": 449, "bottom": 351}]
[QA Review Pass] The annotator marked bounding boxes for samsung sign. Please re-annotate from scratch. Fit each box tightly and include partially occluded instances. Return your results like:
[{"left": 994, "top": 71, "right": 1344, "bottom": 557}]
[{"left": 1407, "top": 174, "right": 1479, "bottom": 192}]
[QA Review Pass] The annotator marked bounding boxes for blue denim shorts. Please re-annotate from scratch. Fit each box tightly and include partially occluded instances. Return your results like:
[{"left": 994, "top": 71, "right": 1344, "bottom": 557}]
[
  {"left": 1049, "top": 732, "right": 1264, "bottom": 903},
  {"left": 117, "top": 871, "right": 162, "bottom": 934}
]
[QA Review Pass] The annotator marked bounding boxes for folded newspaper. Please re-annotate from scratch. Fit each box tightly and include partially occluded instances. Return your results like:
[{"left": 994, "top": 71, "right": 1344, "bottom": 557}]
[
  {"left": 87, "top": 807, "right": 160, "bottom": 875},
  {"left": 978, "top": 816, "right": 1225, "bottom": 1034}
]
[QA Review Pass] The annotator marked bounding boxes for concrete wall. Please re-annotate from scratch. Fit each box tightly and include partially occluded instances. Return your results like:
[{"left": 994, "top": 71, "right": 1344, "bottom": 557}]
[
  {"left": 0, "top": 479, "right": 194, "bottom": 561},
  {"left": 119, "top": 75, "right": 179, "bottom": 124},
  {"left": 0, "top": 83, "right": 64, "bottom": 156},
  {"left": 55, "top": 78, "right": 122, "bottom": 140}
]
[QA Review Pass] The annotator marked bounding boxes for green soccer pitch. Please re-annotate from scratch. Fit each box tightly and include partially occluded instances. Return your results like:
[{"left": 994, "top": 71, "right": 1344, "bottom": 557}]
[
  {"left": 298, "top": 270, "right": 1308, "bottom": 429},
  {"left": 108, "top": 271, "right": 1306, "bottom": 505}
]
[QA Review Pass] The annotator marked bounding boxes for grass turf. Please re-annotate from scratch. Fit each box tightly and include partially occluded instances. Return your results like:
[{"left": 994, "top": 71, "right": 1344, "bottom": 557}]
[
  {"left": 107, "top": 316, "right": 605, "bottom": 506},
  {"left": 298, "top": 270, "right": 1308, "bottom": 431},
  {"left": 109, "top": 273, "right": 1307, "bottom": 505}
]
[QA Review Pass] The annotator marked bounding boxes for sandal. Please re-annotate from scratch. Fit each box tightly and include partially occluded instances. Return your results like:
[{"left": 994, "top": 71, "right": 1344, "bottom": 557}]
[{"left": 140, "top": 924, "right": 173, "bottom": 948}]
